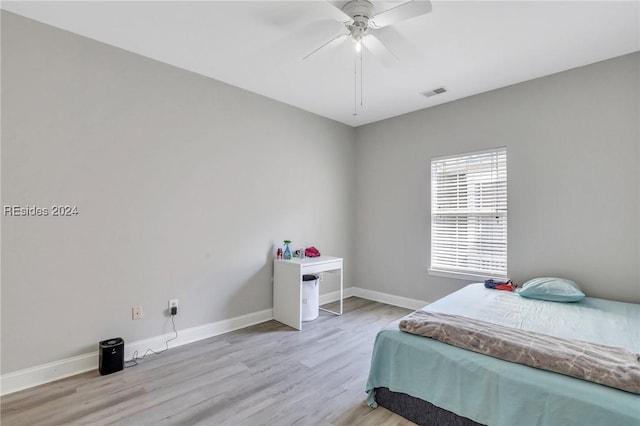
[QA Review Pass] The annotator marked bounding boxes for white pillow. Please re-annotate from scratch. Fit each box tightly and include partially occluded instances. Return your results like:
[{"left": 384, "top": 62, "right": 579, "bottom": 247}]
[{"left": 517, "top": 277, "right": 585, "bottom": 302}]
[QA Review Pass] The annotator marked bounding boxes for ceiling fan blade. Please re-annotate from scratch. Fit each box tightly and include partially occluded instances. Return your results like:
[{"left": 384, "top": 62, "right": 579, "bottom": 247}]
[
  {"left": 258, "top": 19, "right": 346, "bottom": 67},
  {"left": 363, "top": 34, "right": 399, "bottom": 67},
  {"left": 303, "top": 33, "right": 350, "bottom": 60},
  {"left": 369, "top": 26, "right": 427, "bottom": 63},
  {"left": 370, "top": 0, "right": 432, "bottom": 28},
  {"left": 327, "top": 0, "right": 351, "bottom": 22},
  {"left": 326, "top": 1, "right": 353, "bottom": 22}
]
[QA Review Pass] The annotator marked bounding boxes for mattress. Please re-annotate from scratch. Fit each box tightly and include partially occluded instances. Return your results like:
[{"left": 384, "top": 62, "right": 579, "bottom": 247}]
[{"left": 365, "top": 283, "right": 640, "bottom": 426}]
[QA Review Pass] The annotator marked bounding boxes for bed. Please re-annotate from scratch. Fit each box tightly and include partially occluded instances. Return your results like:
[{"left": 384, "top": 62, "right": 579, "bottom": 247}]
[{"left": 365, "top": 283, "right": 640, "bottom": 426}]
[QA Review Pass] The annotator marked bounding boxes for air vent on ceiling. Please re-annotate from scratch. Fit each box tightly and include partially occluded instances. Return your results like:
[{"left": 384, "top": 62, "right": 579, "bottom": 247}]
[{"left": 422, "top": 87, "right": 447, "bottom": 98}]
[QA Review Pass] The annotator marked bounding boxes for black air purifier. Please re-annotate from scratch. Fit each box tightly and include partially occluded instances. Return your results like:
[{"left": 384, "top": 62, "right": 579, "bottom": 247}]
[{"left": 99, "top": 337, "right": 124, "bottom": 375}]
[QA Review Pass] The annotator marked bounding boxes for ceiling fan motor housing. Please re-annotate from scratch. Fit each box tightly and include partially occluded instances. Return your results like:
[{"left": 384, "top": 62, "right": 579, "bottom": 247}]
[{"left": 343, "top": 0, "right": 374, "bottom": 42}]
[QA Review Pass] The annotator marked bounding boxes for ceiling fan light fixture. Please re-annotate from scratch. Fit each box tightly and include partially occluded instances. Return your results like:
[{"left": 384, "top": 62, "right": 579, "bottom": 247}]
[{"left": 355, "top": 39, "right": 362, "bottom": 53}]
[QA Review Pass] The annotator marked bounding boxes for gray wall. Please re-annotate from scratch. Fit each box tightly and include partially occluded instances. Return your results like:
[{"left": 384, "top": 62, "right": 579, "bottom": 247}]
[
  {"left": 3, "top": 9, "right": 639, "bottom": 376},
  {"left": 1, "top": 12, "right": 355, "bottom": 373},
  {"left": 355, "top": 53, "right": 640, "bottom": 304}
]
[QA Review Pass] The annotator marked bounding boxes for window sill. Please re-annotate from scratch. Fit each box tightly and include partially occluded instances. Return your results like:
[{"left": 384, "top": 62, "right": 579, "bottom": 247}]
[{"left": 428, "top": 268, "right": 507, "bottom": 282}]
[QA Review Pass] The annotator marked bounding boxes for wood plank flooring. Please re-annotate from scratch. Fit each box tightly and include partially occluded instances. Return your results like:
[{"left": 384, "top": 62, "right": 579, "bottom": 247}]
[{"left": 1, "top": 297, "right": 415, "bottom": 426}]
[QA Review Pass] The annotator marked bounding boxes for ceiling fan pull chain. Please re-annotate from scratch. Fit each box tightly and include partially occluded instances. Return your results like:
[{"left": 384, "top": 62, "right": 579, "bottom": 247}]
[
  {"left": 353, "top": 50, "right": 358, "bottom": 116},
  {"left": 360, "top": 48, "right": 364, "bottom": 107}
]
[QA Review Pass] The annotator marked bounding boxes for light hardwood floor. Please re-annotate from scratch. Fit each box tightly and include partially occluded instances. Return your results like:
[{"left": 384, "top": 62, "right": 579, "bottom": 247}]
[{"left": 1, "top": 297, "right": 416, "bottom": 426}]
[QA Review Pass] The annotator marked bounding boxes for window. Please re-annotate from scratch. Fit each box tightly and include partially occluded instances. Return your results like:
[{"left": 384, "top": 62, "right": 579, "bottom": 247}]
[{"left": 430, "top": 148, "right": 507, "bottom": 280}]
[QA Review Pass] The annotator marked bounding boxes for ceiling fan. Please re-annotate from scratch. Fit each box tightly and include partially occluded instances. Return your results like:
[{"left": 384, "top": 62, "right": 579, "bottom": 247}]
[{"left": 303, "top": 0, "right": 432, "bottom": 63}]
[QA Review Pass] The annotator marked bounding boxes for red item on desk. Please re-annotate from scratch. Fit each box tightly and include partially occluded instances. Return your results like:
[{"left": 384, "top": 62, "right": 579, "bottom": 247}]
[{"left": 305, "top": 247, "right": 321, "bottom": 257}]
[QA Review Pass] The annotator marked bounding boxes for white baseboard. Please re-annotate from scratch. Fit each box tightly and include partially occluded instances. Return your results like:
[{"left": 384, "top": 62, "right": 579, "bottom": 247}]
[
  {"left": 123, "top": 308, "right": 273, "bottom": 361},
  {"left": 0, "top": 352, "right": 98, "bottom": 397},
  {"left": 351, "top": 287, "right": 428, "bottom": 310},
  {"left": 320, "top": 286, "right": 425, "bottom": 310},
  {"left": 1, "top": 287, "right": 424, "bottom": 395},
  {"left": 319, "top": 287, "right": 354, "bottom": 306},
  {"left": 0, "top": 308, "right": 273, "bottom": 396}
]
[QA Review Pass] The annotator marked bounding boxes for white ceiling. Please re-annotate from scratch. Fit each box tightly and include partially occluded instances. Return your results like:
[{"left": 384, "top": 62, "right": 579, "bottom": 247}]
[{"left": 3, "top": 1, "right": 639, "bottom": 127}]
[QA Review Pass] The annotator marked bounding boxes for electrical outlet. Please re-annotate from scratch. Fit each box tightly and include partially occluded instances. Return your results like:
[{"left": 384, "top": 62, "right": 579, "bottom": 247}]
[
  {"left": 132, "top": 306, "right": 143, "bottom": 320},
  {"left": 168, "top": 299, "right": 178, "bottom": 310}
]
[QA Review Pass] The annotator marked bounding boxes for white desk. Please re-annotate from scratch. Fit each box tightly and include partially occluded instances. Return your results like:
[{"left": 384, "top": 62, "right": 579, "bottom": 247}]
[{"left": 273, "top": 256, "right": 343, "bottom": 330}]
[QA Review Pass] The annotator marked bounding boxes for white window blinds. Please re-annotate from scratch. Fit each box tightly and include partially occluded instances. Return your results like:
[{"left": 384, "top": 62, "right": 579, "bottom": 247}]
[{"left": 430, "top": 148, "right": 507, "bottom": 278}]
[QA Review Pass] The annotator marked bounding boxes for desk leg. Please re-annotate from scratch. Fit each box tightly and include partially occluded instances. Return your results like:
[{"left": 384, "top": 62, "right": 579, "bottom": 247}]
[
  {"left": 274, "top": 263, "right": 302, "bottom": 330},
  {"left": 339, "top": 266, "right": 343, "bottom": 315},
  {"left": 319, "top": 267, "right": 343, "bottom": 316}
]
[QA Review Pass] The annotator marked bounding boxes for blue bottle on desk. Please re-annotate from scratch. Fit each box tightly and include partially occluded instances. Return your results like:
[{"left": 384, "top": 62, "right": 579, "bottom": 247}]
[{"left": 283, "top": 240, "right": 292, "bottom": 260}]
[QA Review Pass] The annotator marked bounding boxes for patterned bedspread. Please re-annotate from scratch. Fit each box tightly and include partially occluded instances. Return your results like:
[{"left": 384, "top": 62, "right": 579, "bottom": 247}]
[{"left": 399, "top": 310, "right": 640, "bottom": 394}]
